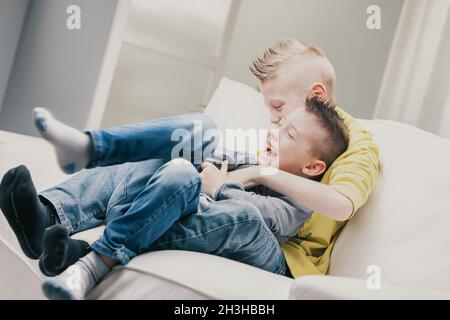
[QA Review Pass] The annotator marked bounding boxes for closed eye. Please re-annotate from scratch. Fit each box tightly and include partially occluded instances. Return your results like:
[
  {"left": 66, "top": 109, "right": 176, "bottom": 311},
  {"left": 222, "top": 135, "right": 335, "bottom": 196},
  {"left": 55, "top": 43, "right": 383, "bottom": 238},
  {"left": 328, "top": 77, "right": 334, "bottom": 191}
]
[
  {"left": 285, "top": 127, "right": 297, "bottom": 140},
  {"left": 270, "top": 100, "right": 284, "bottom": 109},
  {"left": 283, "top": 129, "right": 294, "bottom": 140}
]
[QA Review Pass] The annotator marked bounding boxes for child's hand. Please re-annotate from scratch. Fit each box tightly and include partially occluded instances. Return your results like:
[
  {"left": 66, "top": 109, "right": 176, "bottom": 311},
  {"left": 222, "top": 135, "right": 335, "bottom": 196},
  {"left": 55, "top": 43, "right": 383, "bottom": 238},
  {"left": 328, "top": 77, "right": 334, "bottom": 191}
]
[{"left": 200, "top": 160, "right": 228, "bottom": 197}]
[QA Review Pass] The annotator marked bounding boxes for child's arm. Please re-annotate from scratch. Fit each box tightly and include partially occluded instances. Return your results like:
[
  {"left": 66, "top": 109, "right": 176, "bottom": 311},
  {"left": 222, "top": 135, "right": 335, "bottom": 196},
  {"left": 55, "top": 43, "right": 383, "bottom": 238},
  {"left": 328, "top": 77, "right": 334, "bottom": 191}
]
[
  {"left": 259, "top": 170, "right": 353, "bottom": 221},
  {"left": 226, "top": 166, "right": 353, "bottom": 221}
]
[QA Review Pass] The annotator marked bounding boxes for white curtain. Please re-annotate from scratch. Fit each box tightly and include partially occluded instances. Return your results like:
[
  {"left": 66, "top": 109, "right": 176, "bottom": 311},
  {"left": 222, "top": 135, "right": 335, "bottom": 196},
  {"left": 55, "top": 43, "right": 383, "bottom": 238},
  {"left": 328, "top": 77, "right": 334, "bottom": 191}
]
[{"left": 374, "top": 0, "right": 450, "bottom": 138}]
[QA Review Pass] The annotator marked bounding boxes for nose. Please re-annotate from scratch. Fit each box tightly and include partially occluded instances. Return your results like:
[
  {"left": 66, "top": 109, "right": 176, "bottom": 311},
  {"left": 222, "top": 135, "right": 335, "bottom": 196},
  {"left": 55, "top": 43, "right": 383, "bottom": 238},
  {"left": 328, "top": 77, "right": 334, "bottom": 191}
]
[{"left": 271, "top": 113, "right": 281, "bottom": 125}]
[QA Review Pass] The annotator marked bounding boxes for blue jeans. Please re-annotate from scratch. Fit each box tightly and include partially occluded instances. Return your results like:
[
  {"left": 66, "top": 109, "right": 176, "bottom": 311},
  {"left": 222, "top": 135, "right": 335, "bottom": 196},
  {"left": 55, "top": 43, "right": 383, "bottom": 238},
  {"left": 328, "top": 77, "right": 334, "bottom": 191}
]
[{"left": 40, "top": 113, "right": 288, "bottom": 276}]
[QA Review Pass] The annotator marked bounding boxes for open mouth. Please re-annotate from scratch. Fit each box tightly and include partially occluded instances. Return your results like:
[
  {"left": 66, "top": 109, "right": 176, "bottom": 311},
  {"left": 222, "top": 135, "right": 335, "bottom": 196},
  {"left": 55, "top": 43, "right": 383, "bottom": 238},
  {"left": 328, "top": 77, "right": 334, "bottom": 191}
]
[{"left": 265, "top": 142, "right": 276, "bottom": 158}]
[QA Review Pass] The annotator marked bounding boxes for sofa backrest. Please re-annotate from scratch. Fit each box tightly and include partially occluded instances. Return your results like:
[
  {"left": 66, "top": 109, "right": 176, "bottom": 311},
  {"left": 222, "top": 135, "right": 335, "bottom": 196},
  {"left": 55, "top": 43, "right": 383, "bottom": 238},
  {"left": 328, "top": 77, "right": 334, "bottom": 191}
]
[
  {"left": 205, "top": 78, "right": 450, "bottom": 291},
  {"left": 329, "top": 119, "right": 450, "bottom": 291}
]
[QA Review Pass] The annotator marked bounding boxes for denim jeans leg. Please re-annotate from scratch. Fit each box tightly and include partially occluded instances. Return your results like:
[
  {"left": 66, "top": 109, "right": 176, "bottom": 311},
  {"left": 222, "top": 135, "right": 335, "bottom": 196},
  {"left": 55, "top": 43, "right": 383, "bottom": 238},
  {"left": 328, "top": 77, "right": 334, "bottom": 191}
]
[
  {"left": 90, "top": 159, "right": 201, "bottom": 264},
  {"left": 151, "top": 198, "right": 288, "bottom": 276},
  {"left": 39, "top": 159, "right": 165, "bottom": 234},
  {"left": 40, "top": 113, "right": 217, "bottom": 235},
  {"left": 88, "top": 112, "right": 218, "bottom": 167}
]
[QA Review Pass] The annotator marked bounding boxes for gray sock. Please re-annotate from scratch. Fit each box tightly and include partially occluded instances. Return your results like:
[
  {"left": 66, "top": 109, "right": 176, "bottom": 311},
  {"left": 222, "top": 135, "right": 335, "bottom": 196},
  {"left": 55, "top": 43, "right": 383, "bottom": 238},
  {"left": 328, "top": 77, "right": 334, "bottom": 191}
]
[
  {"left": 33, "top": 107, "right": 92, "bottom": 174},
  {"left": 42, "top": 251, "right": 111, "bottom": 300}
]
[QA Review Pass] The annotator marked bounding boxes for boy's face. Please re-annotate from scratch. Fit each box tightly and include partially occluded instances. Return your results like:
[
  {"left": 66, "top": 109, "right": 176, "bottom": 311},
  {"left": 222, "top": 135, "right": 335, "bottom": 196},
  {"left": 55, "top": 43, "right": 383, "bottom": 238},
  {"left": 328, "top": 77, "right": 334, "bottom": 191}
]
[
  {"left": 259, "top": 56, "right": 332, "bottom": 126},
  {"left": 261, "top": 108, "right": 327, "bottom": 177},
  {"left": 259, "top": 75, "right": 308, "bottom": 126}
]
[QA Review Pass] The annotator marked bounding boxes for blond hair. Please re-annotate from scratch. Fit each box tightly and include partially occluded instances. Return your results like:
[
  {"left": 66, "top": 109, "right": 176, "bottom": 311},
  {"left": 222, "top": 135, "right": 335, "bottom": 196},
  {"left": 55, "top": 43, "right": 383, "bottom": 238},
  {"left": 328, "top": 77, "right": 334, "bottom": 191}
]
[{"left": 249, "top": 39, "right": 336, "bottom": 98}]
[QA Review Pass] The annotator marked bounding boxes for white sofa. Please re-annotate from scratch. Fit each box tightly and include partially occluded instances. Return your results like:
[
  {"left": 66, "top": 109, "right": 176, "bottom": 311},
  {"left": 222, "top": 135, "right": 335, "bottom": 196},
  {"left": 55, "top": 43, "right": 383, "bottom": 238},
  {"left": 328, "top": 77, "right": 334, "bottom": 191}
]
[{"left": 1, "top": 78, "right": 450, "bottom": 299}]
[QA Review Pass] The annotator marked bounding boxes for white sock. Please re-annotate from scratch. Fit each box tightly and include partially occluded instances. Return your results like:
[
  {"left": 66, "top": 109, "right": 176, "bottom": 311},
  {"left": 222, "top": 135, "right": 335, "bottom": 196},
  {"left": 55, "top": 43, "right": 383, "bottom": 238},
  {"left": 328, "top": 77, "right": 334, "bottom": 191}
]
[
  {"left": 42, "top": 251, "right": 111, "bottom": 300},
  {"left": 33, "top": 107, "right": 92, "bottom": 174}
]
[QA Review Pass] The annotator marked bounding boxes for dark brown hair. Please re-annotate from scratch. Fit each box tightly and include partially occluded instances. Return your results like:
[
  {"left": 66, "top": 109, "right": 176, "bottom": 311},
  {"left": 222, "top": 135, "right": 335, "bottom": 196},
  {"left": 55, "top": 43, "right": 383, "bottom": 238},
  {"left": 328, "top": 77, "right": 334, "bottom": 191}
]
[{"left": 305, "top": 96, "right": 349, "bottom": 171}]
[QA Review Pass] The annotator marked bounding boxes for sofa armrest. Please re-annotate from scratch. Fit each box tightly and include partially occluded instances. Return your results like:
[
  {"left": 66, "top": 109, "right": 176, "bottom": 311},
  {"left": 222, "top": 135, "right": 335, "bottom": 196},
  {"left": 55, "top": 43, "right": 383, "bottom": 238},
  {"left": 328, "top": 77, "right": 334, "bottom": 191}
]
[{"left": 289, "top": 275, "right": 450, "bottom": 300}]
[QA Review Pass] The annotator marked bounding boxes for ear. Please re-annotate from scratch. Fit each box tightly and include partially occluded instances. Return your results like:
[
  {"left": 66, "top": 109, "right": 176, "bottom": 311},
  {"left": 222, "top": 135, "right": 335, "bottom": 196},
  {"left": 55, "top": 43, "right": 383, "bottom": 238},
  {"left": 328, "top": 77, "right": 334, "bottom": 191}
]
[
  {"left": 301, "top": 160, "right": 327, "bottom": 178},
  {"left": 310, "top": 83, "right": 328, "bottom": 100}
]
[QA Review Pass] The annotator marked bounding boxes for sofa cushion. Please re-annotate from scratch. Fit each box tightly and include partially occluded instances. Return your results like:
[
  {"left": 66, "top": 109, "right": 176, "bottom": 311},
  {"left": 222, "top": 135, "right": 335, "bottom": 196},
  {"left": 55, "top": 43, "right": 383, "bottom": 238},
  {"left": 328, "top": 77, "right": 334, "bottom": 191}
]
[
  {"left": 204, "top": 77, "right": 270, "bottom": 132},
  {"left": 88, "top": 250, "right": 293, "bottom": 300},
  {"left": 205, "top": 78, "right": 271, "bottom": 153}
]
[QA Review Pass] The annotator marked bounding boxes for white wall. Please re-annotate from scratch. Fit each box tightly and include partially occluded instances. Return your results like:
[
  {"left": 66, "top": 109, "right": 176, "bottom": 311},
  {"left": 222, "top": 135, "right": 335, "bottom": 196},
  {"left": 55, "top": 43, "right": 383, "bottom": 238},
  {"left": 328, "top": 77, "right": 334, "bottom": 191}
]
[
  {"left": 101, "top": 0, "right": 236, "bottom": 127},
  {"left": 101, "top": 43, "right": 212, "bottom": 127},
  {"left": 223, "top": 0, "right": 404, "bottom": 119},
  {"left": 0, "top": 0, "right": 118, "bottom": 136},
  {"left": 0, "top": 0, "right": 29, "bottom": 114}
]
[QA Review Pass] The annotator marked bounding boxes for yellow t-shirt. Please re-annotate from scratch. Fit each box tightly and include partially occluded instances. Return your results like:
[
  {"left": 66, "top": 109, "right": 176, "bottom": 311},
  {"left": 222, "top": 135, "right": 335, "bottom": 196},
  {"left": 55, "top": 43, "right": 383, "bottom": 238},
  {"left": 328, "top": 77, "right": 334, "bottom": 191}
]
[{"left": 282, "top": 107, "right": 380, "bottom": 278}]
